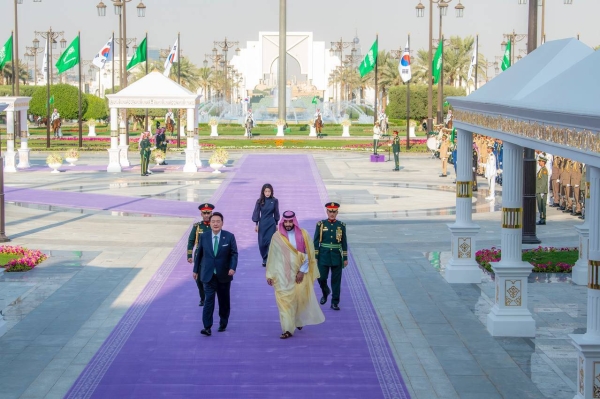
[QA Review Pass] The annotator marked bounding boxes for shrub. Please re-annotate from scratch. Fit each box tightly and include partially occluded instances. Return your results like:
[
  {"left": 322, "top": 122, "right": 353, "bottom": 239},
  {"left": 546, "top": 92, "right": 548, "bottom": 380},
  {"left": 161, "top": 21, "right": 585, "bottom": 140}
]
[
  {"left": 209, "top": 148, "right": 228, "bottom": 164},
  {"left": 386, "top": 85, "right": 466, "bottom": 121},
  {"left": 46, "top": 153, "right": 63, "bottom": 165},
  {"left": 29, "top": 84, "right": 88, "bottom": 120},
  {"left": 151, "top": 149, "right": 165, "bottom": 162},
  {"left": 83, "top": 94, "right": 108, "bottom": 121},
  {"left": 65, "top": 148, "right": 79, "bottom": 159}
]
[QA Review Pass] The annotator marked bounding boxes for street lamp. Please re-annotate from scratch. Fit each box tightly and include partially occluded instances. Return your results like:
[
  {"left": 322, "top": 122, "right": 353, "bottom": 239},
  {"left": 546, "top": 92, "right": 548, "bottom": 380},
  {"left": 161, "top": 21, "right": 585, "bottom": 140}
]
[
  {"left": 26, "top": 44, "right": 44, "bottom": 85},
  {"left": 501, "top": 30, "right": 527, "bottom": 67},
  {"left": 416, "top": 0, "right": 465, "bottom": 129},
  {"left": 330, "top": 37, "right": 354, "bottom": 112},
  {"left": 519, "top": 0, "right": 573, "bottom": 45},
  {"left": 214, "top": 38, "right": 239, "bottom": 108}
]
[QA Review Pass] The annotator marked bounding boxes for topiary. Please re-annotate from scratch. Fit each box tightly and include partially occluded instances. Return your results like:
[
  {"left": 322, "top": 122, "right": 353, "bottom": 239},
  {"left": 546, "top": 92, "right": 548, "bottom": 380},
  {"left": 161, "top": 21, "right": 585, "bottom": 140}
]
[
  {"left": 29, "top": 84, "right": 88, "bottom": 120},
  {"left": 83, "top": 94, "right": 108, "bottom": 121}
]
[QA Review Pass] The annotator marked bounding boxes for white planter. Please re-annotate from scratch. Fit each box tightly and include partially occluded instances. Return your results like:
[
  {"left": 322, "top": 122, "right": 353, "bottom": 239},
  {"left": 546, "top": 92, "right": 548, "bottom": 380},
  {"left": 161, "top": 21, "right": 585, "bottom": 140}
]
[
  {"left": 309, "top": 125, "right": 317, "bottom": 137},
  {"left": 65, "top": 157, "right": 78, "bottom": 166},
  {"left": 210, "top": 163, "right": 223, "bottom": 173},
  {"left": 48, "top": 163, "right": 62, "bottom": 173},
  {"left": 88, "top": 125, "right": 96, "bottom": 136},
  {"left": 210, "top": 125, "right": 218, "bottom": 137},
  {"left": 342, "top": 125, "right": 350, "bottom": 137},
  {"left": 155, "top": 158, "right": 164, "bottom": 166},
  {"left": 276, "top": 125, "right": 285, "bottom": 136}
]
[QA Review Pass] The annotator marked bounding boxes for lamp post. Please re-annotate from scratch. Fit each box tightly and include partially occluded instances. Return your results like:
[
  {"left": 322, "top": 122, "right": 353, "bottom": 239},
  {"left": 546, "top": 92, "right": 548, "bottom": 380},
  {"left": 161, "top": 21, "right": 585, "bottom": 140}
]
[
  {"left": 330, "top": 38, "right": 353, "bottom": 110},
  {"left": 26, "top": 43, "right": 44, "bottom": 85},
  {"left": 97, "top": 0, "right": 146, "bottom": 144},
  {"left": 415, "top": 0, "right": 465, "bottom": 130},
  {"left": 213, "top": 38, "right": 239, "bottom": 114},
  {"left": 519, "top": 0, "right": 574, "bottom": 46},
  {"left": 501, "top": 30, "right": 527, "bottom": 67},
  {"left": 35, "top": 28, "right": 65, "bottom": 148}
]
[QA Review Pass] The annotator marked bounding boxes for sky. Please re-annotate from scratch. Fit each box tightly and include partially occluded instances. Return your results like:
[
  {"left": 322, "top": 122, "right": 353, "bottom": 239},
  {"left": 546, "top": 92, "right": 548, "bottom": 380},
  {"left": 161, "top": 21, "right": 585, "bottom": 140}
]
[{"left": 0, "top": 0, "right": 597, "bottom": 76}]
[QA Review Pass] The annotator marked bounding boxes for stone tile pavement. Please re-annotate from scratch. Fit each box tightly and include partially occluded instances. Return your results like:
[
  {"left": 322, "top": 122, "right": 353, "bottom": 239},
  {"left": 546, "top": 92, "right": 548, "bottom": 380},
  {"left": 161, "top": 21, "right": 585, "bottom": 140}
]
[{"left": 0, "top": 151, "right": 588, "bottom": 398}]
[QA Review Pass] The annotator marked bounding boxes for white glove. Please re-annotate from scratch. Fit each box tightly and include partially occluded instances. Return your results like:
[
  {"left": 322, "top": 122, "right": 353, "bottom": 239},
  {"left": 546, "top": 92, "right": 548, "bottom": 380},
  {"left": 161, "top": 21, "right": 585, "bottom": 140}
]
[
  {"left": 575, "top": 185, "right": 579, "bottom": 188},
  {"left": 556, "top": 180, "right": 560, "bottom": 183},
  {"left": 472, "top": 167, "right": 476, "bottom": 172},
  {"left": 540, "top": 193, "right": 545, "bottom": 198}
]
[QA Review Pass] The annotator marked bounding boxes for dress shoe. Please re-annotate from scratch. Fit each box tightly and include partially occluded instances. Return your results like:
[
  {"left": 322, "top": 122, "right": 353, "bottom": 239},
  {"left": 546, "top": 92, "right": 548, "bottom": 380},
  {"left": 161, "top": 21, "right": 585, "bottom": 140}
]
[
  {"left": 536, "top": 220, "right": 546, "bottom": 225},
  {"left": 579, "top": 215, "right": 585, "bottom": 220},
  {"left": 320, "top": 288, "right": 331, "bottom": 305},
  {"left": 558, "top": 206, "right": 565, "bottom": 211},
  {"left": 200, "top": 328, "right": 211, "bottom": 336},
  {"left": 218, "top": 326, "right": 226, "bottom": 332},
  {"left": 439, "top": 174, "right": 447, "bottom": 177},
  {"left": 199, "top": 300, "right": 204, "bottom": 307},
  {"left": 330, "top": 304, "right": 340, "bottom": 310},
  {"left": 573, "top": 211, "right": 582, "bottom": 216}
]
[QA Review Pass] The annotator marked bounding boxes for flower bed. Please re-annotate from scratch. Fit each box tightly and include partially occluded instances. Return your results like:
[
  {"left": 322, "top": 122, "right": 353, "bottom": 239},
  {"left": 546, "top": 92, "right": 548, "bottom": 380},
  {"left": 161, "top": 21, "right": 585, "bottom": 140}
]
[
  {"left": 476, "top": 246, "right": 578, "bottom": 274},
  {"left": 0, "top": 245, "right": 47, "bottom": 272}
]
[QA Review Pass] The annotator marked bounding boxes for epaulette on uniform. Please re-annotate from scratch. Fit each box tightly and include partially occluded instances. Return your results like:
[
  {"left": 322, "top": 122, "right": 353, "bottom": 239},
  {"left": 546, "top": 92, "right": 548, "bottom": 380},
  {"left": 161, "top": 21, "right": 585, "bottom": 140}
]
[
  {"left": 317, "top": 221, "right": 322, "bottom": 225},
  {"left": 340, "top": 222, "right": 346, "bottom": 226}
]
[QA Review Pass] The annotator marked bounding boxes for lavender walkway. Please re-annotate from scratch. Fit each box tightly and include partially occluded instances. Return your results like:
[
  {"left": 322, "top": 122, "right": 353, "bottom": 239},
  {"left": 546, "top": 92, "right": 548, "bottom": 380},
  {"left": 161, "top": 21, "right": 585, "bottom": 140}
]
[{"left": 13, "top": 154, "right": 409, "bottom": 399}]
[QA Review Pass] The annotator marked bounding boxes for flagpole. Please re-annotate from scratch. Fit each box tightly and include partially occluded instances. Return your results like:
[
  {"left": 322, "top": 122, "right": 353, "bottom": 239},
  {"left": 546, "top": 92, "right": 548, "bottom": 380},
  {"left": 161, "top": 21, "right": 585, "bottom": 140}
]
[
  {"left": 406, "top": 34, "right": 410, "bottom": 151},
  {"left": 46, "top": 38, "right": 50, "bottom": 148},
  {"left": 10, "top": 32, "right": 15, "bottom": 96},
  {"left": 177, "top": 31, "right": 181, "bottom": 149},
  {"left": 144, "top": 32, "right": 148, "bottom": 132},
  {"left": 374, "top": 34, "right": 378, "bottom": 125},
  {"left": 111, "top": 31, "right": 114, "bottom": 96},
  {"left": 474, "top": 34, "right": 478, "bottom": 91},
  {"left": 77, "top": 32, "right": 83, "bottom": 148}
]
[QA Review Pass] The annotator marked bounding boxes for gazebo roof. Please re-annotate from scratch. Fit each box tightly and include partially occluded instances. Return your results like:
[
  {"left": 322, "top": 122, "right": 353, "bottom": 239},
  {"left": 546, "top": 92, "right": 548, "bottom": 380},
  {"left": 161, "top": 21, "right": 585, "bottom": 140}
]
[
  {"left": 106, "top": 71, "right": 200, "bottom": 109},
  {"left": 448, "top": 38, "right": 600, "bottom": 166},
  {"left": 0, "top": 96, "right": 32, "bottom": 112}
]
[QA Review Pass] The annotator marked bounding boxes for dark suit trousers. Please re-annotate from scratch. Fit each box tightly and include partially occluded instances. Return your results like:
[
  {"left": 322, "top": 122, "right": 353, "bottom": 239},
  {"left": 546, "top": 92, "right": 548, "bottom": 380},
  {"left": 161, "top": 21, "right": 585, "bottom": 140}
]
[
  {"left": 202, "top": 275, "right": 231, "bottom": 329},
  {"left": 194, "top": 251, "right": 205, "bottom": 301}
]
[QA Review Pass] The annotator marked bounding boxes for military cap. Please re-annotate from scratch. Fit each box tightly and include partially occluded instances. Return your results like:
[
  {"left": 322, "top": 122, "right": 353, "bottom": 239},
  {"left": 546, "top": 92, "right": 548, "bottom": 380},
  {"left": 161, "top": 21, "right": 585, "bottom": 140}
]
[
  {"left": 325, "top": 202, "right": 340, "bottom": 209},
  {"left": 198, "top": 203, "right": 215, "bottom": 211},
  {"left": 538, "top": 156, "right": 547, "bottom": 162}
]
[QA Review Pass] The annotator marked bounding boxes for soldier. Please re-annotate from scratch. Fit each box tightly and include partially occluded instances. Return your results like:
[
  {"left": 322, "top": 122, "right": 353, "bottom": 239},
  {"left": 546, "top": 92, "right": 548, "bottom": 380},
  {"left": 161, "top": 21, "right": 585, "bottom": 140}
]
[
  {"left": 438, "top": 134, "right": 449, "bottom": 177},
  {"left": 536, "top": 157, "right": 549, "bottom": 225},
  {"left": 391, "top": 130, "right": 400, "bottom": 171},
  {"left": 472, "top": 142, "right": 479, "bottom": 191},
  {"left": 571, "top": 161, "right": 583, "bottom": 216},
  {"left": 580, "top": 164, "right": 586, "bottom": 220},
  {"left": 550, "top": 156, "right": 561, "bottom": 207},
  {"left": 139, "top": 131, "right": 151, "bottom": 177},
  {"left": 187, "top": 203, "right": 215, "bottom": 306},
  {"left": 155, "top": 128, "right": 168, "bottom": 165},
  {"left": 314, "top": 202, "right": 348, "bottom": 311},
  {"left": 560, "top": 159, "right": 573, "bottom": 211}
]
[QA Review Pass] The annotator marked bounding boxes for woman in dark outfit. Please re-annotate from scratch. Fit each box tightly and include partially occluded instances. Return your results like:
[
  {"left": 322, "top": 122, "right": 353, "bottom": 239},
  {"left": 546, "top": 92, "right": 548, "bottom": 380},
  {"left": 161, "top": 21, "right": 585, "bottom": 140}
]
[{"left": 252, "top": 183, "right": 280, "bottom": 267}]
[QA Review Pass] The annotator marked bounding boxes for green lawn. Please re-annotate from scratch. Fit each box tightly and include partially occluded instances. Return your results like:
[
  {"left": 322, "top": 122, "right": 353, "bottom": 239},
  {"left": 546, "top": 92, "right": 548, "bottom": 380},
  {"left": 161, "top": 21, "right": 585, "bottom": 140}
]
[
  {"left": 523, "top": 249, "right": 579, "bottom": 266},
  {"left": 0, "top": 253, "right": 21, "bottom": 266}
]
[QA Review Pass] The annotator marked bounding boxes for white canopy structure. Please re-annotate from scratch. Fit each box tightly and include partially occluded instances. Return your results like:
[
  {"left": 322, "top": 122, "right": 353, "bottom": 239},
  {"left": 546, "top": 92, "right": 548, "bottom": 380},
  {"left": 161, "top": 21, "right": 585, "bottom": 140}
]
[
  {"left": 105, "top": 71, "right": 202, "bottom": 172},
  {"left": 1, "top": 97, "right": 32, "bottom": 172},
  {"left": 447, "top": 39, "right": 599, "bottom": 398}
]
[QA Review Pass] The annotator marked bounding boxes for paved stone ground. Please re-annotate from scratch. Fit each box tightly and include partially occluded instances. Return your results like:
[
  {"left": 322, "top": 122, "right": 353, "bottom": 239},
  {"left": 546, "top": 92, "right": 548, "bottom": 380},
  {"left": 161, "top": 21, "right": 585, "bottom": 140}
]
[{"left": 0, "top": 151, "right": 586, "bottom": 398}]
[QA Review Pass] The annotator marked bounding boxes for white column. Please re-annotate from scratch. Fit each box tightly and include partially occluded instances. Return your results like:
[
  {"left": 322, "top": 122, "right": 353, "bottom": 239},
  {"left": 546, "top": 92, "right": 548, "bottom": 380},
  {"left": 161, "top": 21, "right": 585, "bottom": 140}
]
[
  {"left": 487, "top": 142, "right": 536, "bottom": 337},
  {"left": 571, "top": 166, "right": 600, "bottom": 399},
  {"left": 107, "top": 107, "right": 121, "bottom": 172},
  {"left": 573, "top": 168, "right": 591, "bottom": 285},
  {"left": 183, "top": 106, "right": 198, "bottom": 173},
  {"left": 445, "top": 129, "right": 481, "bottom": 283},
  {"left": 118, "top": 116, "right": 130, "bottom": 167},
  {"left": 4, "top": 110, "right": 17, "bottom": 173},
  {"left": 192, "top": 106, "right": 202, "bottom": 167},
  {"left": 17, "top": 109, "right": 30, "bottom": 169},
  {"left": 276, "top": 124, "right": 285, "bottom": 136}
]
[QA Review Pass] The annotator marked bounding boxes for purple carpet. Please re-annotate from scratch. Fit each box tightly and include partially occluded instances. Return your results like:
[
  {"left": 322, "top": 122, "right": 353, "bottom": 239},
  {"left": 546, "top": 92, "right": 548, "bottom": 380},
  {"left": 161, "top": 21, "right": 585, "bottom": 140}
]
[{"left": 11, "top": 154, "right": 409, "bottom": 399}]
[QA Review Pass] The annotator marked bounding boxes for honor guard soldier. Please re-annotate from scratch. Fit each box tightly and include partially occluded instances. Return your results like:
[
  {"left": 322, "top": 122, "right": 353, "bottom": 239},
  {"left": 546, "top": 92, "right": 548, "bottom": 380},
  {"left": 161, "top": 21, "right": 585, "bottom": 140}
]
[
  {"left": 187, "top": 203, "right": 215, "bottom": 306},
  {"left": 391, "top": 131, "right": 400, "bottom": 171},
  {"left": 314, "top": 202, "right": 348, "bottom": 310},
  {"left": 536, "top": 157, "right": 549, "bottom": 225}
]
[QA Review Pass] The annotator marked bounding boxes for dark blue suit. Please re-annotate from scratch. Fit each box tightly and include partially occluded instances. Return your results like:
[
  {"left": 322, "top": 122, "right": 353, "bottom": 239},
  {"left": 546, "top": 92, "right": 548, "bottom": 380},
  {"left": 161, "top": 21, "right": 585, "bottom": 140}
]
[{"left": 193, "top": 229, "right": 238, "bottom": 330}]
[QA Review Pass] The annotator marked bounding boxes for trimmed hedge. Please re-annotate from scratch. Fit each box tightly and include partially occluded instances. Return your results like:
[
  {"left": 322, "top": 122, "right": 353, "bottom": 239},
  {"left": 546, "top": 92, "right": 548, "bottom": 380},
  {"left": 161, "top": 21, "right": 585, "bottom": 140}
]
[
  {"left": 386, "top": 85, "right": 466, "bottom": 121},
  {"left": 83, "top": 94, "right": 108, "bottom": 121},
  {"left": 29, "top": 84, "right": 88, "bottom": 120}
]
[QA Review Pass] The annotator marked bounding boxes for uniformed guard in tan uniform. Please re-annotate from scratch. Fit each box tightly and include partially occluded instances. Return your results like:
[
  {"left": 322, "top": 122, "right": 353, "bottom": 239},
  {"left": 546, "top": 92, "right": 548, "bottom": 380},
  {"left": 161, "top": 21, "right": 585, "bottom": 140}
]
[
  {"left": 536, "top": 157, "right": 549, "bottom": 225},
  {"left": 550, "top": 156, "right": 561, "bottom": 207},
  {"left": 439, "top": 135, "right": 449, "bottom": 177},
  {"left": 571, "top": 162, "right": 583, "bottom": 215}
]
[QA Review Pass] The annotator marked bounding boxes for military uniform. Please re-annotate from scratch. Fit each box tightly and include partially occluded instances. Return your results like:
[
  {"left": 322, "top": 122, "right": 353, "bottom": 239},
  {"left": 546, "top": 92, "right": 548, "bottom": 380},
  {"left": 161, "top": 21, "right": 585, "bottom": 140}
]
[
  {"left": 314, "top": 202, "right": 348, "bottom": 310},
  {"left": 392, "top": 133, "right": 400, "bottom": 171},
  {"left": 139, "top": 134, "right": 151, "bottom": 176},
  {"left": 187, "top": 203, "right": 215, "bottom": 305},
  {"left": 156, "top": 129, "right": 167, "bottom": 165},
  {"left": 580, "top": 164, "right": 586, "bottom": 219},
  {"left": 536, "top": 158, "right": 549, "bottom": 225},
  {"left": 560, "top": 160, "right": 572, "bottom": 210},
  {"left": 439, "top": 136, "right": 449, "bottom": 177},
  {"left": 571, "top": 162, "right": 583, "bottom": 215},
  {"left": 550, "top": 156, "right": 561, "bottom": 207}
]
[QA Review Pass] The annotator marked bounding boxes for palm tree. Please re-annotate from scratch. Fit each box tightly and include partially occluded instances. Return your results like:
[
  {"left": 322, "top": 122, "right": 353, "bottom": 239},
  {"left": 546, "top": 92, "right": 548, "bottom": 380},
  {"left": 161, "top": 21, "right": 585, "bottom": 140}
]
[
  {"left": 443, "top": 36, "right": 475, "bottom": 87},
  {"left": 165, "top": 56, "right": 200, "bottom": 91},
  {"left": 411, "top": 49, "right": 431, "bottom": 85},
  {"left": 198, "top": 67, "right": 212, "bottom": 102},
  {"left": 2, "top": 60, "right": 30, "bottom": 85}
]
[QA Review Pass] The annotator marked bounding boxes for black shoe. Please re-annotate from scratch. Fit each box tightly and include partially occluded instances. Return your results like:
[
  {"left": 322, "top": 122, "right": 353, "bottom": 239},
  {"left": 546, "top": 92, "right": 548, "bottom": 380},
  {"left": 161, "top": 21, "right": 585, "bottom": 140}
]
[
  {"left": 218, "top": 326, "right": 226, "bottom": 332},
  {"left": 200, "top": 328, "right": 211, "bottom": 336},
  {"left": 320, "top": 288, "right": 330, "bottom": 305},
  {"left": 549, "top": 204, "right": 559, "bottom": 208},
  {"left": 536, "top": 220, "right": 546, "bottom": 225},
  {"left": 440, "top": 174, "right": 447, "bottom": 177},
  {"left": 330, "top": 304, "right": 340, "bottom": 310},
  {"left": 579, "top": 215, "right": 585, "bottom": 219},
  {"left": 262, "top": 263, "right": 266, "bottom": 267},
  {"left": 558, "top": 206, "right": 565, "bottom": 211},
  {"left": 562, "top": 209, "right": 573, "bottom": 213},
  {"left": 573, "top": 211, "right": 582, "bottom": 216},
  {"left": 199, "top": 300, "right": 204, "bottom": 307}
]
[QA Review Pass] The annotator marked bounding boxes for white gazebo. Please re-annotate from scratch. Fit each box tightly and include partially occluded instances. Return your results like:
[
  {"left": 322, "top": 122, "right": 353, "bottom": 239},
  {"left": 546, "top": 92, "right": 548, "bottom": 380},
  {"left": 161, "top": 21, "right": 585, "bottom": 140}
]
[
  {"left": 106, "top": 71, "right": 201, "bottom": 173},
  {"left": 1, "top": 97, "right": 32, "bottom": 172},
  {"left": 448, "top": 38, "right": 600, "bottom": 398}
]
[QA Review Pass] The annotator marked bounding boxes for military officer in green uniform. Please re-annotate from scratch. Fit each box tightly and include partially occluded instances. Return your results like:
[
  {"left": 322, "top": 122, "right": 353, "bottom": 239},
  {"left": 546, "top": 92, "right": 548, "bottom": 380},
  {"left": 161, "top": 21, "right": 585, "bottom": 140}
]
[
  {"left": 187, "top": 203, "right": 215, "bottom": 306},
  {"left": 391, "top": 130, "right": 400, "bottom": 171},
  {"left": 139, "top": 131, "right": 151, "bottom": 176},
  {"left": 536, "top": 157, "right": 549, "bottom": 225},
  {"left": 313, "top": 202, "right": 348, "bottom": 311}
]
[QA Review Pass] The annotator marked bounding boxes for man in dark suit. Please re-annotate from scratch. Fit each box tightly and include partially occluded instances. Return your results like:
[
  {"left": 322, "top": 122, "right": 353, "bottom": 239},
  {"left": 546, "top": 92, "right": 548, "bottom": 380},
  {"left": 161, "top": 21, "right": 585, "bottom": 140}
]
[{"left": 193, "top": 212, "right": 238, "bottom": 336}]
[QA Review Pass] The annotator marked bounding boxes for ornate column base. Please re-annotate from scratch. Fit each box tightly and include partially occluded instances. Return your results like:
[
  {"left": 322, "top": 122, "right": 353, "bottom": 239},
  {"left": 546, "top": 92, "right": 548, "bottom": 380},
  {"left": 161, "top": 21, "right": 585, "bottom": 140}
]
[
  {"left": 119, "top": 145, "right": 130, "bottom": 167},
  {"left": 17, "top": 148, "right": 31, "bottom": 169},
  {"left": 194, "top": 136, "right": 202, "bottom": 167},
  {"left": 572, "top": 225, "right": 590, "bottom": 286},
  {"left": 183, "top": 148, "right": 198, "bottom": 173},
  {"left": 445, "top": 225, "right": 482, "bottom": 283},
  {"left": 107, "top": 148, "right": 122, "bottom": 173},
  {"left": 570, "top": 324, "right": 600, "bottom": 398},
  {"left": 487, "top": 265, "right": 536, "bottom": 337},
  {"left": 309, "top": 126, "right": 317, "bottom": 137},
  {"left": 4, "top": 150, "right": 17, "bottom": 173},
  {"left": 276, "top": 125, "right": 285, "bottom": 136}
]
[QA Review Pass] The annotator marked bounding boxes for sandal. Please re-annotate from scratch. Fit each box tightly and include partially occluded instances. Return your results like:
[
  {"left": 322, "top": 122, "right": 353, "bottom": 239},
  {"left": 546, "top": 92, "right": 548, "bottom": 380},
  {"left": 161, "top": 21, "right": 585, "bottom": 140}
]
[{"left": 280, "top": 331, "right": 292, "bottom": 339}]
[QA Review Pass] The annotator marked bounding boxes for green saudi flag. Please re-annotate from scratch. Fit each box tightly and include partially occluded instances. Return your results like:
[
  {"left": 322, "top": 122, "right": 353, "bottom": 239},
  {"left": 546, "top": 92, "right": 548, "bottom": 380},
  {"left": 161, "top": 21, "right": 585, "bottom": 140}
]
[
  {"left": 432, "top": 40, "right": 443, "bottom": 84},
  {"left": 501, "top": 40, "right": 511, "bottom": 71},
  {"left": 358, "top": 38, "right": 378, "bottom": 78},
  {"left": 127, "top": 37, "right": 147, "bottom": 70},
  {"left": 311, "top": 95, "right": 318, "bottom": 104},
  {"left": 55, "top": 35, "right": 80, "bottom": 74},
  {"left": 0, "top": 35, "right": 13, "bottom": 70}
]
